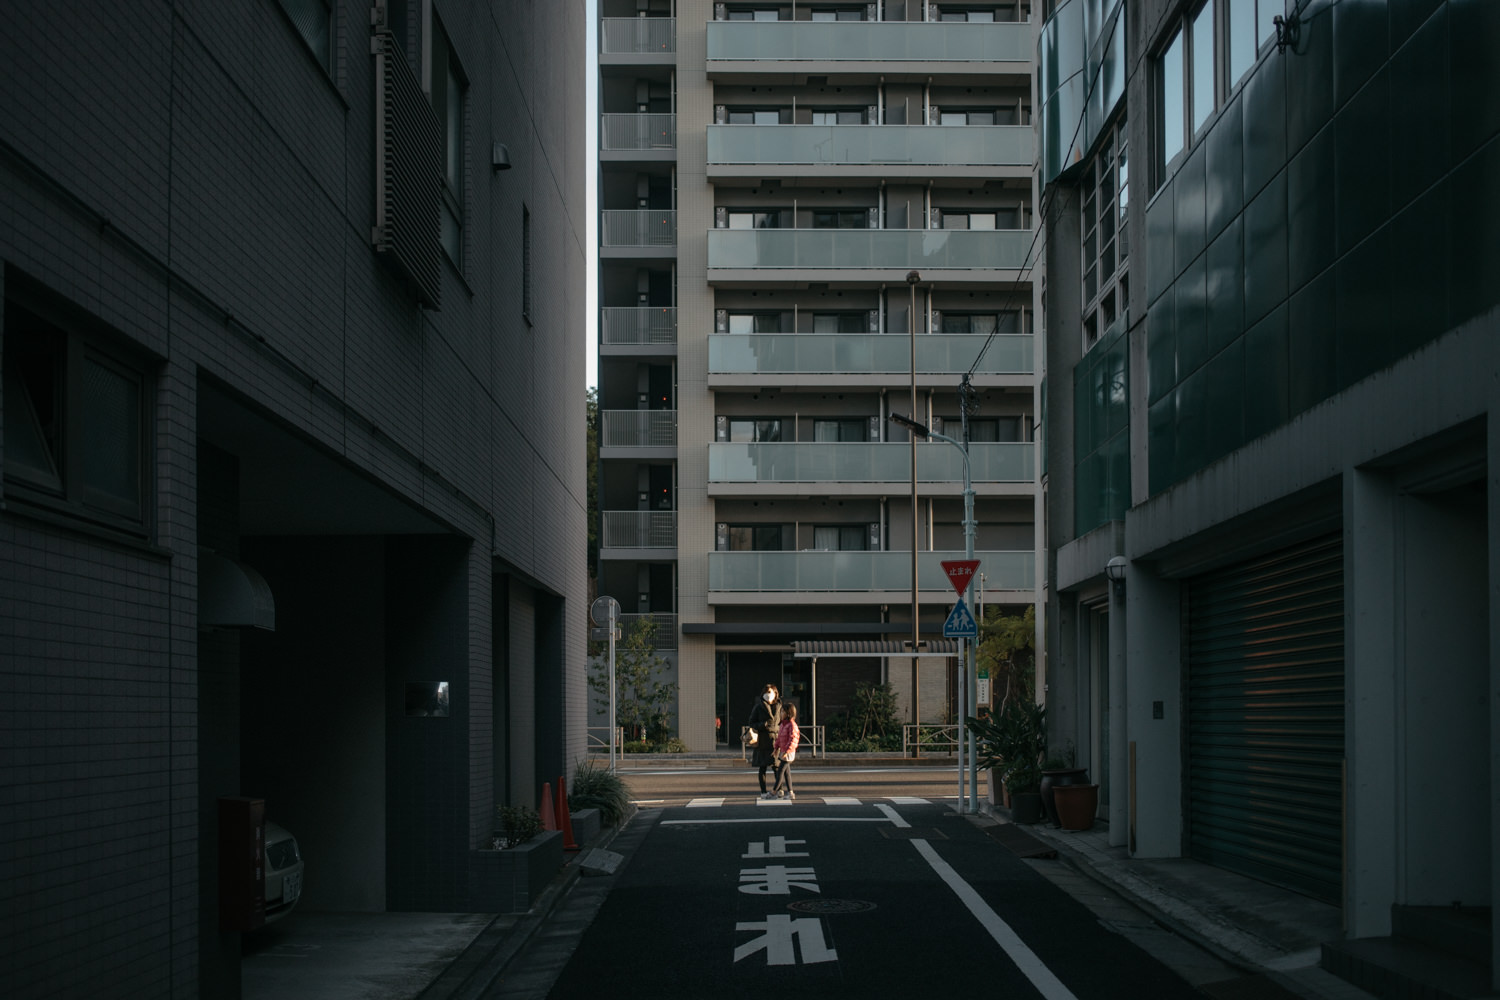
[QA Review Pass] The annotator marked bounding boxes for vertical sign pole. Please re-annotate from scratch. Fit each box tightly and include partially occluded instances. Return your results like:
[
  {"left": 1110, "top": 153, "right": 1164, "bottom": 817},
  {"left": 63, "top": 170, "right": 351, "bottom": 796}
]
[{"left": 608, "top": 607, "right": 618, "bottom": 775}]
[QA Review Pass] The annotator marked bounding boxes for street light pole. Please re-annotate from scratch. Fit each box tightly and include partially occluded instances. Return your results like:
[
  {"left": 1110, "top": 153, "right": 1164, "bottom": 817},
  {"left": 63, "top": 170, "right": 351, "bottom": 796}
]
[{"left": 906, "top": 270, "right": 921, "bottom": 742}]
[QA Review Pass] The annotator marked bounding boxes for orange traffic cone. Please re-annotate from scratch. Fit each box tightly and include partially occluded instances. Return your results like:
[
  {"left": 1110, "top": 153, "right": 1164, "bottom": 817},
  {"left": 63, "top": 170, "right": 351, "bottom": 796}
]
[
  {"left": 540, "top": 782, "right": 558, "bottom": 831},
  {"left": 557, "top": 774, "right": 579, "bottom": 851}
]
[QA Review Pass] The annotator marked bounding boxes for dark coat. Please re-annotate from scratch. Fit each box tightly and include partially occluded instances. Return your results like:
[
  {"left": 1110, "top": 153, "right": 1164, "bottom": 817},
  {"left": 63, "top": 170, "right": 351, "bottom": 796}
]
[{"left": 747, "top": 699, "right": 782, "bottom": 767}]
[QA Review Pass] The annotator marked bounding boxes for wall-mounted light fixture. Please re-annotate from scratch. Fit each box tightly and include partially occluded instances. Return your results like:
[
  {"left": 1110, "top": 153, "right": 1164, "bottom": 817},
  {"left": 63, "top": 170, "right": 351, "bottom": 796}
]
[
  {"left": 1106, "top": 555, "right": 1127, "bottom": 585},
  {"left": 491, "top": 141, "right": 512, "bottom": 171}
]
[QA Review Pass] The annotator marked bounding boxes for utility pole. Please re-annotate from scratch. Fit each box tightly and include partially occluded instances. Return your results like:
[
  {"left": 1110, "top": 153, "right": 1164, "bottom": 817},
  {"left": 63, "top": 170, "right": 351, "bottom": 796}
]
[{"left": 906, "top": 270, "right": 921, "bottom": 743}]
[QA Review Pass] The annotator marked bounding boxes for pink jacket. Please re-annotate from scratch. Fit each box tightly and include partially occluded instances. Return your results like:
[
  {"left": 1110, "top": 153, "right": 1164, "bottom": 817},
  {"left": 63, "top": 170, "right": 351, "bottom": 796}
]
[{"left": 774, "top": 718, "right": 801, "bottom": 758}]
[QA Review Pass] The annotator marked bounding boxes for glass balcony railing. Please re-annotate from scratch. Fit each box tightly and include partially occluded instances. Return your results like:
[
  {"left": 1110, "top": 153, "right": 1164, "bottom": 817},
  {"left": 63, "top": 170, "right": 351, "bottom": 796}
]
[
  {"left": 708, "top": 549, "right": 1035, "bottom": 593},
  {"left": 602, "top": 307, "right": 677, "bottom": 345},
  {"left": 600, "top": 410, "right": 676, "bottom": 448},
  {"left": 709, "top": 333, "right": 1032, "bottom": 375},
  {"left": 601, "top": 17, "right": 675, "bottom": 55},
  {"left": 707, "top": 228, "right": 1032, "bottom": 271},
  {"left": 602, "top": 511, "right": 677, "bottom": 548},
  {"left": 602, "top": 210, "right": 676, "bottom": 248},
  {"left": 706, "top": 21, "right": 1032, "bottom": 63},
  {"left": 601, "top": 114, "right": 676, "bottom": 151},
  {"left": 707, "top": 124, "right": 1031, "bottom": 168},
  {"left": 708, "top": 442, "right": 1034, "bottom": 483}
]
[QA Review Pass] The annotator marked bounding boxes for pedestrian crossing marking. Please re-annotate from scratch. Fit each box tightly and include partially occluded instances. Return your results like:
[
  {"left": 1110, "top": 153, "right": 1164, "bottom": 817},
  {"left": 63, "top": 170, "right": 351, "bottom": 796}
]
[
  {"left": 682, "top": 796, "right": 930, "bottom": 808},
  {"left": 822, "top": 796, "right": 862, "bottom": 805},
  {"left": 687, "top": 797, "right": 725, "bottom": 808},
  {"left": 887, "top": 796, "right": 930, "bottom": 805},
  {"left": 756, "top": 796, "right": 793, "bottom": 806}
]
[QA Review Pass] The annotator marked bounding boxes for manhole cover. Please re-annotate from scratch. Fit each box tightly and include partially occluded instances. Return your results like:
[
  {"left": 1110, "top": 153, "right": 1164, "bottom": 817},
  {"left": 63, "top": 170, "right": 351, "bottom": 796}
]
[{"left": 788, "top": 899, "right": 878, "bottom": 914}]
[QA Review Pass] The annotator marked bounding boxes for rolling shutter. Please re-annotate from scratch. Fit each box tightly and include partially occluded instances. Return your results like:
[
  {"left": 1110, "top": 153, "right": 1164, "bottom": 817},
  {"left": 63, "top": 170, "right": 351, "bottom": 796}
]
[{"left": 1185, "top": 534, "right": 1344, "bottom": 903}]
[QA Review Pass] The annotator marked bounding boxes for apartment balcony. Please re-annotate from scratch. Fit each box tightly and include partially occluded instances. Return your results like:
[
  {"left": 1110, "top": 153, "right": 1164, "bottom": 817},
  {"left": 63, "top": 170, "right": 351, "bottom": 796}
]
[
  {"left": 600, "top": 17, "right": 675, "bottom": 62},
  {"left": 599, "top": 410, "right": 676, "bottom": 459},
  {"left": 708, "top": 332, "right": 1032, "bottom": 388},
  {"left": 618, "top": 612, "right": 678, "bottom": 650},
  {"left": 706, "top": 21, "right": 1032, "bottom": 78},
  {"left": 706, "top": 228, "right": 1032, "bottom": 285},
  {"left": 601, "top": 511, "right": 677, "bottom": 556},
  {"left": 601, "top": 210, "right": 676, "bottom": 258},
  {"left": 707, "top": 549, "right": 1034, "bottom": 605},
  {"left": 707, "top": 442, "right": 1034, "bottom": 497},
  {"left": 601, "top": 114, "right": 676, "bottom": 161},
  {"left": 601, "top": 307, "right": 677, "bottom": 357},
  {"left": 707, "top": 124, "right": 1032, "bottom": 181}
]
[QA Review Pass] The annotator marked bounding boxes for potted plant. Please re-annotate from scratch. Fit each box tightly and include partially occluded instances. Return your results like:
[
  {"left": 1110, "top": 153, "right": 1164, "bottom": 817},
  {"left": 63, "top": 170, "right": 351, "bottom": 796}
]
[
  {"left": 968, "top": 698, "right": 1045, "bottom": 820},
  {"left": 1052, "top": 781, "right": 1100, "bottom": 830},
  {"left": 1039, "top": 742, "right": 1089, "bottom": 826},
  {"left": 1004, "top": 759, "right": 1045, "bottom": 824}
]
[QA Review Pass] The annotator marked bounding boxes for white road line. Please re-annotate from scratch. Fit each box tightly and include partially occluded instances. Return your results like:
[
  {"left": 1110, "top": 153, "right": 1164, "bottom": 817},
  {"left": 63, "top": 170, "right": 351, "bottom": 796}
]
[
  {"left": 887, "top": 796, "right": 931, "bottom": 805},
  {"left": 875, "top": 802, "right": 1077, "bottom": 1000},
  {"left": 822, "top": 796, "right": 862, "bottom": 805},
  {"left": 755, "top": 797, "right": 793, "bottom": 806},
  {"left": 685, "top": 798, "right": 724, "bottom": 808}
]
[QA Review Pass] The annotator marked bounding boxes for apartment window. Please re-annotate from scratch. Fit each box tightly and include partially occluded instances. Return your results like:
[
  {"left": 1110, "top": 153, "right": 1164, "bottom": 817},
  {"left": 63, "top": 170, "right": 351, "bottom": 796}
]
[
  {"left": 939, "top": 109, "right": 997, "bottom": 125},
  {"left": 727, "top": 210, "right": 784, "bottom": 229},
  {"left": 280, "top": 0, "right": 332, "bottom": 72},
  {"left": 725, "top": 418, "right": 782, "bottom": 442},
  {"left": 940, "top": 311, "right": 1019, "bottom": 334},
  {"left": 727, "top": 525, "right": 785, "bottom": 550},
  {"left": 522, "top": 206, "right": 532, "bottom": 323},
  {"left": 940, "top": 7, "right": 997, "bottom": 21},
  {"left": 811, "top": 312, "right": 866, "bottom": 333},
  {"left": 727, "top": 109, "right": 784, "bottom": 125},
  {"left": 728, "top": 312, "right": 785, "bottom": 333},
  {"left": 813, "top": 525, "right": 869, "bottom": 550},
  {"left": 811, "top": 9, "right": 867, "bottom": 20},
  {"left": 811, "top": 109, "right": 868, "bottom": 125},
  {"left": 813, "top": 418, "right": 868, "bottom": 442},
  {"left": 1157, "top": 0, "right": 1279, "bottom": 181},
  {"left": 811, "top": 210, "right": 868, "bottom": 229},
  {"left": 3, "top": 293, "right": 151, "bottom": 533},
  {"left": 727, "top": 8, "right": 783, "bottom": 20},
  {"left": 1082, "top": 120, "right": 1128, "bottom": 351},
  {"left": 431, "top": 21, "right": 467, "bottom": 266}
]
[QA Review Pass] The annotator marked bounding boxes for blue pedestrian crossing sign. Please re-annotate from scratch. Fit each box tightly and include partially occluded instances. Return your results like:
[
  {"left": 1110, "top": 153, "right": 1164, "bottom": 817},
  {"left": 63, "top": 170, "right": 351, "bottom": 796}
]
[{"left": 943, "top": 598, "right": 978, "bottom": 639}]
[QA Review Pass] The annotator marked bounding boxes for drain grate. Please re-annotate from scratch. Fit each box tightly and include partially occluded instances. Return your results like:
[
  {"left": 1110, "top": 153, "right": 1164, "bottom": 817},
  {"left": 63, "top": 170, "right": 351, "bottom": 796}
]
[{"left": 788, "top": 899, "right": 878, "bottom": 914}]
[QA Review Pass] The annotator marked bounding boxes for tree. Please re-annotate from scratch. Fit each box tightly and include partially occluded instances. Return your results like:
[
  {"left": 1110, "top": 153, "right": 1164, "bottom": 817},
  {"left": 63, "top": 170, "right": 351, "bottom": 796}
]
[
  {"left": 588, "top": 614, "right": 678, "bottom": 744},
  {"left": 977, "top": 604, "right": 1036, "bottom": 711}
]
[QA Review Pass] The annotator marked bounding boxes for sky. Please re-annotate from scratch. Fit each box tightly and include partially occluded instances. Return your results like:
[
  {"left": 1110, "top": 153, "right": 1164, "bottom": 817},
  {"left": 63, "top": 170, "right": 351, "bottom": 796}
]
[{"left": 585, "top": 0, "right": 598, "bottom": 392}]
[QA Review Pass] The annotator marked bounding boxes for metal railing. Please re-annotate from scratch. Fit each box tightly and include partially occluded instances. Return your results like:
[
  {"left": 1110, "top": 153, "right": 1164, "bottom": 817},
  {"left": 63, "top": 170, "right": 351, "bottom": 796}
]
[
  {"left": 741, "top": 724, "right": 824, "bottom": 760},
  {"left": 602, "top": 209, "right": 676, "bottom": 247},
  {"left": 601, "top": 16, "right": 675, "bottom": 54},
  {"left": 601, "top": 113, "right": 677, "bottom": 151},
  {"left": 600, "top": 409, "right": 676, "bottom": 448},
  {"left": 602, "top": 510, "right": 677, "bottom": 549},
  {"left": 904, "top": 724, "right": 960, "bottom": 754},
  {"left": 588, "top": 726, "right": 624, "bottom": 754},
  {"left": 707, "top": 549, "right": 1035, "bottom": 593},
  {"left": 707, "top": 441, "right": 1034, "bottom": 484},
  {"left": 708, "top": 332, "right": 1032, "bottom": 375},
  {"left": 707, "top": 123, "right": 1031, "bottom": 167},
  {"left": 617, "top": 612, "right": 678, "bottom": 650},
  {"left": 601, "top": 307, "right": 677, "bottom": 345},
  {"left": 707, "top": 227, "right": 1032, "bottom": 271}
]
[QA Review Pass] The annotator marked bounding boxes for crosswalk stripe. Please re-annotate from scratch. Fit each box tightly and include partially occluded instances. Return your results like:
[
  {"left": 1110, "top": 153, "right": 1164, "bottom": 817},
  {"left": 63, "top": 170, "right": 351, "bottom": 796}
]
[
  {"left": 822, "top": 797, "right": 862, "bottom": 805},
  {"left": 686, "top": 797, "right": 725, "bottom": 808},
  {"left": 887, "top": 796, "right": 931, "bottom": 805}
]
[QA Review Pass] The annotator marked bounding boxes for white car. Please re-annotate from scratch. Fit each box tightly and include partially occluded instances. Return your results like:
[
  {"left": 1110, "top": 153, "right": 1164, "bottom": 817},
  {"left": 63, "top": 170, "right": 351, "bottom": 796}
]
[{"left": 263, "top": 821, "right": 304, "bottom": 923}]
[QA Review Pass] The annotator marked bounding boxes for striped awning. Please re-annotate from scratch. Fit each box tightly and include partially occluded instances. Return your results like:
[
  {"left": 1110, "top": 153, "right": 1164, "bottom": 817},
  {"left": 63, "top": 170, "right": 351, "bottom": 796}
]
[{"left": 791, "top": 639, "right": 960, "bottom": 658}]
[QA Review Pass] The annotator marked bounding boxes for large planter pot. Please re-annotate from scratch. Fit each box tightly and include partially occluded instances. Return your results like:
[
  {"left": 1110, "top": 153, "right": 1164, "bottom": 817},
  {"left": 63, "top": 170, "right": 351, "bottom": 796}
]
[
  {"left": 1010, "top": 791, "right": 1044, "bottom": 825},
  {"left": 470, "top": 829, "right": 563, "bottom": 912},
  {"left": 1052, "top": 783, "right": 1099, "bottom": 831},
  {"left": 1040, "top": 768, "right": 1089, "bottom": 826}
]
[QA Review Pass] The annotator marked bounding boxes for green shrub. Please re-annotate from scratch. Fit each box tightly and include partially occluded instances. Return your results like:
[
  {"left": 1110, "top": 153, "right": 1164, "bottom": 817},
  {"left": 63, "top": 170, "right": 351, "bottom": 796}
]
[
  {"left": 495, "top": 805, "right": 542, "bottom": 848},
  {"left": 658, "top": 737, "right": 689, "bottom": 753},
  {"left": 570, "top": 759, "right": 632, "bottom": 827},
  {"left": 622, "top": 739, "right": 654, "bottom": 753}
]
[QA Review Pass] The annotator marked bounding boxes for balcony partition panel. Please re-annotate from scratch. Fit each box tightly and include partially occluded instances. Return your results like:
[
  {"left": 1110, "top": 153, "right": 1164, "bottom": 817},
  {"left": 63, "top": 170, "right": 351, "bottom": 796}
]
[
  {"left": 708, "top": 442, "right": 1033, "bottom": 483},
  {"left": 707, "top": 228, "right": 1032, "bottom": 271},
  {"left": 601, "top": 410, "right": 677, "bottom": 448},
  {"left": 708, "top": 550, "right": 1034, "bottom": 592},
  {"left": 602, "top": 114, "right": 677, "bottom": 151},
  {"left": 619, "top": 613, "right": 678, "bottom": 649},
  {"left": 707, "top": 124, "right": 1031, "bottom": 167},
  {"left": 602, "top": 210, "right": 677, "bottom": 247},
  {"left": 709, "top": 333, "right": 1032, "bottom": 374},
  {"left": 706, "top": 22, "right": 1033, "bottom": 63},
  {"left": 601, "top": 17, "right": 676, "bottom": 54},
  {"left": 602, "top": 307, "right": 678, "bottom": 345}
]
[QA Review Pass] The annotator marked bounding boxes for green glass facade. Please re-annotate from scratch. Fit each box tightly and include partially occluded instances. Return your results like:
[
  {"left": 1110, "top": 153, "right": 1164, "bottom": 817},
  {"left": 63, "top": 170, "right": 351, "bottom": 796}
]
[
  {"left": 1145, "top": 0, "right": 1500, "bottom": 494},
  {"left": 1073, "top": 324, "right": 1128, "bottom": 535}
]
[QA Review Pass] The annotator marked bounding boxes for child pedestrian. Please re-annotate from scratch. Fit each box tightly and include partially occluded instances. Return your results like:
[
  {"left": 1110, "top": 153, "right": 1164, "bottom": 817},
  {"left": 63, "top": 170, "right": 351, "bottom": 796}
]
[{"left": 772, "top": 703, "right": 801, "bottom": 800}]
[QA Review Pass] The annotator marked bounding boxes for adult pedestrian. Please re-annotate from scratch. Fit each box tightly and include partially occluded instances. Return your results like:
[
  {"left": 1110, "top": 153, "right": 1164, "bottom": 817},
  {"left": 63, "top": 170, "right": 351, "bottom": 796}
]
[
  {"left": 771, "top": 702, "right": 801, "bottom": 800},
  {"left": 747, "top": 683, "right": 782, "bottom": 798}
]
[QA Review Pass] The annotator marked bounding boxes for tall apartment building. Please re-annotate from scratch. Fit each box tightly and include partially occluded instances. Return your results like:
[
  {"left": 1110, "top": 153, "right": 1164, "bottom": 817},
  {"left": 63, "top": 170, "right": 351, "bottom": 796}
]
[
  {"left": 1039, "top": 0, "right": 1500, "bottom": 991},
  {"left": 597, "top": 0, "right": 1042, "bottom": 750},
  {"left": 0, "top": 2, "right": 586, "bottom": 996}
]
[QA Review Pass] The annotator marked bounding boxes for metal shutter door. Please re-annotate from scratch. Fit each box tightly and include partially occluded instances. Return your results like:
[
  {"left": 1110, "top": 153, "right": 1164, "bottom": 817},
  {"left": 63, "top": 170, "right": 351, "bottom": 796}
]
[{"left": 1185, "top": 534, "right": 1344, "bottom": 903}]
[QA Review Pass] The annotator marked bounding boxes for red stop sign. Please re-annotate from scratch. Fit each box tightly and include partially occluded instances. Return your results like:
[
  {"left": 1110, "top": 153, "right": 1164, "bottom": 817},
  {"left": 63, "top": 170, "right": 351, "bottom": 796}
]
[{"left": 940, "top": 559, "right": 980, "bottom": 595}]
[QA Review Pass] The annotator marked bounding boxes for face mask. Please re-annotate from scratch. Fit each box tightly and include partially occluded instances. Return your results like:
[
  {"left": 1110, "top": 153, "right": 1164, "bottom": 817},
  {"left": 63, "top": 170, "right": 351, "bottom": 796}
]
[{"left": 763, "top": 692, "right": 775, "bottom": 703}]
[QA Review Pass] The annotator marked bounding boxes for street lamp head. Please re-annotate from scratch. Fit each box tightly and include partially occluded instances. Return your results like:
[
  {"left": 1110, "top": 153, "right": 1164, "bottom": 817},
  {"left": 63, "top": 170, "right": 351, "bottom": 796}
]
[
  {"left": 889, "top": 412, "right": 930, "bottom": 438},
  {"left": 906, "top": 270, "right": 921, "bottom": 285},
  {"left": 1106, "top": 556, "right": 1127, "bottom": 583}
]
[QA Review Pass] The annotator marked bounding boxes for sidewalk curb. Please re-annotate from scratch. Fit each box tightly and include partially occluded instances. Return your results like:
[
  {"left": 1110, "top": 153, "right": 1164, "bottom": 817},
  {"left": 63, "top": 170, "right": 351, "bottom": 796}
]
[{"left": 417, "top": 805, "right": 640, "bottom": 1000}]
